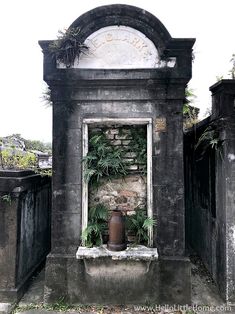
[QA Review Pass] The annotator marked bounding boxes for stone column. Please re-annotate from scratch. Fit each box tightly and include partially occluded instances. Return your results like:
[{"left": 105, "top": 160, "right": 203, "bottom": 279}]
[
  {"left": 152, "top": 96, "right": 185, "bottom": 256},
  {"left": 51, "top": 99, "right": 83, "bottom": 254}
]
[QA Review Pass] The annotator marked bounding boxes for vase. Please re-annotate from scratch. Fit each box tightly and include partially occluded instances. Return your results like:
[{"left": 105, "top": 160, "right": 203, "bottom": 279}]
[{"left": 107, "top": 210, "right": 127, "bottom": 251}]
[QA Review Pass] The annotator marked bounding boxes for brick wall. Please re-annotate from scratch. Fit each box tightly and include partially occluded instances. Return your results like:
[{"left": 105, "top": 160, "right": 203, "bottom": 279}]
[
  {"left": 108, "top": 127, "right": 147, "bottom": 172},
  {"left": 88, "top": 125, "right": 147, "bottom": 213}
]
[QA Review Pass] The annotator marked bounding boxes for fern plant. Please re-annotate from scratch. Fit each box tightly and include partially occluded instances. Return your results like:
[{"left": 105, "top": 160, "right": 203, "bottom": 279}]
[
  {"left": 83, "top": 132, "right": 128, "bottom": 187},
  {"left": 49, "top": 27, "right": 88, "bottom": 68},
  {"left": 195, "top": 125, "right": 224, "bottom": 160},
  {"left": 126, "top": 208, "right": 156, "bottom": 245},
  {"left": 128, "top": 127, "right": 147, "bottom": 173},
  {"left": 83, "top": 127, "right": 148, "bottom": 186},
  {"left": 81, "top": 204, "right": 109, "bottom": 247}
]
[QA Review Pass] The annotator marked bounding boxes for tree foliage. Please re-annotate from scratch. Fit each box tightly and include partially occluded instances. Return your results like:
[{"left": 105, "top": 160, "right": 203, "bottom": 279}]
[
  {"left": 183, "top": 88, "right": 200, "bottom": 129},
  {"left": 0, "top": 134, "right": 52, "bottom": 172},
  {"left": 1, "top": 134, "right": 52, "bottom": 154},
  {"left": 0, "top": 149, "right": 37, "bottom": 170},
  {"left": 24, "top": 139, "right": 51, "bottom": 153},
  {"left": 229, "top": 54, "right": 235, "bottom": 79}
]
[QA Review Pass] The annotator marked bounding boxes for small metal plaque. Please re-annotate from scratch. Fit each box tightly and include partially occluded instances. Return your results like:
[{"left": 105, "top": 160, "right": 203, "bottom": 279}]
[{"left": 155, "top": 118, "right": 167, "bottom": 132}]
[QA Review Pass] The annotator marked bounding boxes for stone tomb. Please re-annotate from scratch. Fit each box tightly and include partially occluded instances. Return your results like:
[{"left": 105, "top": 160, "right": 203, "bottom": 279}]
[{"left": 39, "top": 4, "right": 195, "bottom": 304}]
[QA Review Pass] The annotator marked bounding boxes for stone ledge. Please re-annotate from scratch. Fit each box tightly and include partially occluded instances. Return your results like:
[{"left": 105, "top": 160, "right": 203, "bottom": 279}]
[
  {"left": 76, "top": 245, "right": 158, "bottom": 261},
  {"left": 0, "top": 303, "right": 12, "bottom": 314},
  {"left": 0, "top": 170, "right": 35, "bottom": 178},
  {"left": 0, "top": 172, "right": 50, "bottom": 193}
]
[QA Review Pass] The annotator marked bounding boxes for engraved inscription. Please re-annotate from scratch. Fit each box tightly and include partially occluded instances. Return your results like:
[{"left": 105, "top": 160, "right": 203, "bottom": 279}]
[{"left": 74, "top": 25, "right": 160, "bottom": 68}]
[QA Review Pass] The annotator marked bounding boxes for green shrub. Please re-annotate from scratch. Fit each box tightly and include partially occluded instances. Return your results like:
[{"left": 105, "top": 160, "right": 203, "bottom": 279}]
[{"left": 0, "top": 148, "right": 37, "bottom": 170}]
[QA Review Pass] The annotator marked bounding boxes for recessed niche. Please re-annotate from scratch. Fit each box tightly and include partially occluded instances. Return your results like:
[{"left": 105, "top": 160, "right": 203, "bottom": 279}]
[{"left": 82, "top": 118, "right": 153, "bottom": 246}]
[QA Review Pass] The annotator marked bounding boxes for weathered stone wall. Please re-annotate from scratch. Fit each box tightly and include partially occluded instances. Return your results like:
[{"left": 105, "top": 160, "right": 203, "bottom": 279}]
[
  {"left": 0, "top": 170, "right": 51, "bottom": 302},
  {"left": 185, "top": 80, "right": 235, "bottom": 302},
  {"left": 184, "top": 117, "right": 221, "bottom": 281}
]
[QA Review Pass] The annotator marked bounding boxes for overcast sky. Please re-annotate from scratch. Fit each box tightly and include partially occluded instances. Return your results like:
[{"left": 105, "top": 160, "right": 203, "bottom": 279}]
[{"left": 1, "top": 0, "right": 234, "bottom": 142}]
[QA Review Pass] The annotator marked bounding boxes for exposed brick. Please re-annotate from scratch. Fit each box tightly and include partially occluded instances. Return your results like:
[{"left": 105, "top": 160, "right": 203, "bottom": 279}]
[
  {"left": 109, "top": 129, "right": 119, "bottom": 135},
  {"left": 105, "top": 134, "right": 115, "bottom": 139},
  {"left": 115, "top": 134, "right": 129, "bottom": 140},
  {"left": 127, "top": 165, "right": 138, "bottom": 171},
  {"left": 126, "top": 210, "right": 136, "bottom": 216},
  {"left": 120, "top": 190, "right": 138, "bottom": 197},
  {"left": 123, "top": 158, "right": 134, "bottom": 163},
  {"left": 111, "top": 140, "right": 121, "bottom": 145},
  {"left": 122, "top": 140, "right": 131, "bottom": 145},
  {"left": 124, "top": 152, "right": 137, "bottom": 158}
]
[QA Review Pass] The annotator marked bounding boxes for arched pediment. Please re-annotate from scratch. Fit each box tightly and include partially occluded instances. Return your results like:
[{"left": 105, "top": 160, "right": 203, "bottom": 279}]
[
  {"left": 39, "top": 4, "right": 195, "bottom": 74},
  {"left": 69, "top": 4, "right": 171, "bottom": 55}
]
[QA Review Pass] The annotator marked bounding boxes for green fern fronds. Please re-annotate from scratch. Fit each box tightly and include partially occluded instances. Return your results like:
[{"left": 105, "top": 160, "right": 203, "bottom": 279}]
[
  {"left": 126, "top": 208, "right": 156, "bottom": 245},
  {"left": 81, "top": 204, "right": 108, "bottom": 247}
]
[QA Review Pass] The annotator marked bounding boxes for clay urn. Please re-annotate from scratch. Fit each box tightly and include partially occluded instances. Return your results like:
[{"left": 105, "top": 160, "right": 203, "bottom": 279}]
[{"left": 107, "top": 209, "right": 127, "bottom": 251}]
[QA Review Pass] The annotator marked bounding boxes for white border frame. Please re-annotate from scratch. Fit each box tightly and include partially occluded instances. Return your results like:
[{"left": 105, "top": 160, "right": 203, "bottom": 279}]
[{"left": 82, "top": 118, "right": 153, "bottom": 246}]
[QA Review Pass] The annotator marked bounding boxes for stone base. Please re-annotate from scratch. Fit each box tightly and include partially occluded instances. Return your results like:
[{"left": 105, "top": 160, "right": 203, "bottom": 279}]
[
  {"left": 158, "top": 256, "right": 191, "bottom": 304},
  {"left": 0, "top": 281, "right": 31, "bottom": 304},
  {"left": 44, "top": 247, "right": 191, "bottom": 305},
  {"left": 0, "top": 278, "right": 34, "bottom": 303},
  {"left": 0, "top": 257, "right": 46, "bottom": 303},
  {"left": 0, "top": 288, "right": 21, "bottom": 304}
]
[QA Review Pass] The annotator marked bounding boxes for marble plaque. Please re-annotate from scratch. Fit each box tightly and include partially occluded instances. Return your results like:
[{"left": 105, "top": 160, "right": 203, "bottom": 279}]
[
  {"left": 155, "top": 118, "right": 167, "bottom": 132},
  {"left": 74, "top": 25, "right": 160, "bottom": 68}
]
